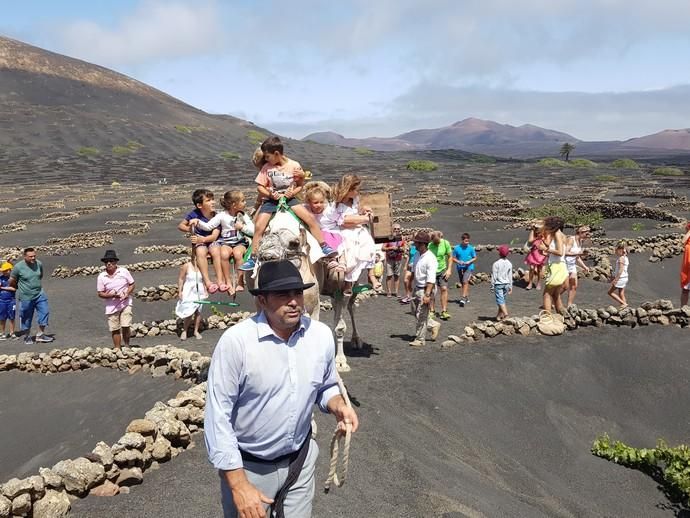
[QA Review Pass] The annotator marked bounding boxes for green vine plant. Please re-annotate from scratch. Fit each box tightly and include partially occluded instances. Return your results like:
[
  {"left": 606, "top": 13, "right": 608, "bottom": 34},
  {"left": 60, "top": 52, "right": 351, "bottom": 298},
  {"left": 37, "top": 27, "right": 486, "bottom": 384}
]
[{"left": 592, "top": 434, "right": 690, "bottom": 509}]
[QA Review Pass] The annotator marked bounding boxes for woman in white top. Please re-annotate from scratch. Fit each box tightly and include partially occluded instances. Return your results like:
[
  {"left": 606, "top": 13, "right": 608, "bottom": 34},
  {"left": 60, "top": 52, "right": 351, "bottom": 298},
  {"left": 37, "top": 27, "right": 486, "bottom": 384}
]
[
  {"left": 538, "top": 216, "right": 567, "bottom": 314},
  {"left": 321, "top": 174, "right": 376, "bottom": 295},
  {"left": 190, "top": 191, "right": 254, "bottom": 295},
  {"left": 608, "top": 242, "right": 629, "bottom": 308},
  {"left": 563, "top": 225, "right": 591, "bottom": 307}
]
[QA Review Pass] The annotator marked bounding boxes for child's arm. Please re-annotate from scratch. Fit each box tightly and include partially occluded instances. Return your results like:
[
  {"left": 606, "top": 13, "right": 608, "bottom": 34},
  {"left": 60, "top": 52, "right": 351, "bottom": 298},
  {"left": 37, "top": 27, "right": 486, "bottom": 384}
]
[
  {"left": 0, "top": 284, "right": 16, "bottom": 292},
  {"left": 611, "top": 257, "right": 623, "bottom": 284},
  {"left": 191, "top": 228, "right": 220, "bottom": 246},
  {"left": 508, "top": 264, "right": 513, "bottom": 293},
  {"left": 576, "top": 256, "right": 589, "bottom": 272},
  {"left": 238, "top": 214, "right": 255, "bottom": 237},
  {"left": 193, "top": 213, "right": 221, "bottom": 232},
  {"left": 178, "top": 218, "right": 192, "bottom": 233}
]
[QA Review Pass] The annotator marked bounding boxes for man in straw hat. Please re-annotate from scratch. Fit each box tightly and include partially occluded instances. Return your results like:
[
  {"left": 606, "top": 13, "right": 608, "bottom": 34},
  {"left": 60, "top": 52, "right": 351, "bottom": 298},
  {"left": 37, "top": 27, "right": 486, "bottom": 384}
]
[
  {"left": 408, "top": 231, "right": 441, "bottom": 347},
  {"left": 205, "top": 259, "right": 359, "bottom": 518},
  {"left": 96, "top": 250, "right": 135, "bottom": 348}
]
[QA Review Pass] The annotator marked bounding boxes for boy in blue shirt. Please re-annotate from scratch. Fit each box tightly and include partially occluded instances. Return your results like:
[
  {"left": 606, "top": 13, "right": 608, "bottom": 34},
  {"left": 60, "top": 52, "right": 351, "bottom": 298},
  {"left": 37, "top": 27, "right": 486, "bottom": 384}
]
[
  {"left": 452, "top": 233, "right": 477, "bottom": 306},
  {"left": 177, "top": 189, "right": 223, "bottom": 293},
  {"left": 0, "top": 262, "right": 18, "bottom": 339}
]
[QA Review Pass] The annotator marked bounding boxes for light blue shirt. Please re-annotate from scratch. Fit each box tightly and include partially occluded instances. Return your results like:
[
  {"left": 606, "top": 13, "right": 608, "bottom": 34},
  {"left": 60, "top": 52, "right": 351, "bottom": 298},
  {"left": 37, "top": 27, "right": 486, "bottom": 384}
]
[{"left": 204, "top": 311, "right": 341, "bottom": 471}]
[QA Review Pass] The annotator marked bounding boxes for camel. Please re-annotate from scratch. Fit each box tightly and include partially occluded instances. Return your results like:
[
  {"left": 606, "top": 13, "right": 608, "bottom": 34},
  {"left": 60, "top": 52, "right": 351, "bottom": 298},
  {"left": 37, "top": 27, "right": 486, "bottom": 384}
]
[
  {"left": 251, "top": 210, "right": 320, "bottom": 320},
  {"left": 314, "top": 262, "right": 365, "bottom": 373},
  {"left": 250, "top": 204, "right": 366, "bottom": 372}
]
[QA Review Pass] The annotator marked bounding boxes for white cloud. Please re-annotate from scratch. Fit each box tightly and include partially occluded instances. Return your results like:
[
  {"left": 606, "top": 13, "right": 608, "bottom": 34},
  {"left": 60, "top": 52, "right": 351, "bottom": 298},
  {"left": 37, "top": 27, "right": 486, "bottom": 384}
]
[{"left": 54, "top": 0, "right": 223, "bottom": 67}]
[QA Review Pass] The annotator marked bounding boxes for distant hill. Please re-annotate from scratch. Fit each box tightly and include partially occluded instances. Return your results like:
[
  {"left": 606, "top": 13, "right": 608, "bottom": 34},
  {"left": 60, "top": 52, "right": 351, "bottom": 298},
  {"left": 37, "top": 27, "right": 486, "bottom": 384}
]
[
  {"left": 304, "top": 118, "right": 690, "bottom": 159},
  {"left": 0, "top": 35, "right": 351, "bottom": 162}
]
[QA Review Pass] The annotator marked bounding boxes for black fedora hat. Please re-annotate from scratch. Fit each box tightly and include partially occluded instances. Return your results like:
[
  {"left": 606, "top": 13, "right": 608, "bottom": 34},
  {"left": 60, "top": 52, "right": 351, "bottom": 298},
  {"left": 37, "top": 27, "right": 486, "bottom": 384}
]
[
  {"left": 249, "top": 260, "right": 315, "bottom": 295},
  {"left": 101, "top": 250, "right": 120, "bottom": 263}
]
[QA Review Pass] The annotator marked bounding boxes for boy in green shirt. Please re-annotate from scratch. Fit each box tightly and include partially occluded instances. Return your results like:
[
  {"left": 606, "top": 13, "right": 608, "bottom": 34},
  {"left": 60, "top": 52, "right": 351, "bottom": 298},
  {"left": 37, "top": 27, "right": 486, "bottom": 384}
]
[{"left": 428, "top": 231, "right": 453, "bottom": 320}]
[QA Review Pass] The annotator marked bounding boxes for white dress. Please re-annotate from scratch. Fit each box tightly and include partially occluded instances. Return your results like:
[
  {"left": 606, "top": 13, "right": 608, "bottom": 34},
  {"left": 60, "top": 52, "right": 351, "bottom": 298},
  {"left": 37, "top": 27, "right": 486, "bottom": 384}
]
[
  {"left": 322, "top": 196, "right": 376, "bottom": 283},
  {"left": 175, "top": 266, "right": 208, "bottom": 318}
]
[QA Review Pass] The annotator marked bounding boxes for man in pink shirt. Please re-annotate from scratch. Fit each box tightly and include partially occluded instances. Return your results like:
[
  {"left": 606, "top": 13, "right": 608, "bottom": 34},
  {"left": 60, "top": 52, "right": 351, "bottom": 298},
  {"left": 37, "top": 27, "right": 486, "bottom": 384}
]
[{"left": 96, "top": 250, "right": 135, "bottom": 348}]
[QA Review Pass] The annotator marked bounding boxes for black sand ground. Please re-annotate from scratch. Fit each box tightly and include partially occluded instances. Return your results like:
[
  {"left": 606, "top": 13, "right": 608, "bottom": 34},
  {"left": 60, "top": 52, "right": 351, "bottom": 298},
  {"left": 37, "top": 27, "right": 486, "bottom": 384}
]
[
  {"left": 0, "top": 369, "right": 185, "bottom": 481},
  {"left": 1, "top": 163, "right": 689, "bottom": 517}
]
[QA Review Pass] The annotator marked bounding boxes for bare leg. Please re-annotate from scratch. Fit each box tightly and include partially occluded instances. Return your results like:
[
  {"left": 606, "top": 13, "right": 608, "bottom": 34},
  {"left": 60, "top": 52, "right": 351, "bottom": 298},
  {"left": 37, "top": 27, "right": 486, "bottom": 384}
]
[
  {"left": 535, "top": 266, "right": 543, "bottom": 290},
  {"left": 233, "top": 245, "right": 246, "bottom": 291},
  {"left": 527, "top": 267, "right": 534, "bottom": 289},
  {"left": 219, "top": 246, "right": 232, "bottom": 291},
  {"left": 208, "top": 246, "right": 224, "bottom": 287},
  {"left": 608, "top": 285, "right": 625, "bottom": 305},
  {"left": 553, "top": 286, "right": 564, "bottom": 314},
  {"left": 193, "top": 311, "right": 202, "bottom": 338},
  {"left": 618, "top": 288, "right": 627, "bottom": 306},
  {"left": 249, "top": 213, "right": 271, "bottom": 256},
  {"left": 567, "top": 275, "right": 578, "bottom": 307},
  {"left": 195, "top": 246, "right": 212, "bottom": 287},
  {"left": 0, "top": 319, "right": 5, "bottom": 334},
  {"left": 542, "top": 287, "right": 552, "bottom": 313},
  {"left": 462, "top": 280, "right": 470, "bottom": 299},
  {"left": 111, "top": 330, "right": 122, "bottom": 348},
  {"left": 121, "top": 327, "right": 130, "bottom": 347},
  {"left": 393, "top": 274, "right": 400, "bottom": 296},
  {"left": 682, "top": 289, "right": 689, "bottom": 307},
  {"left": 292, "top": 205, "right": 326, "bottom": 244},
  {"left": 386, "top": 275, "right": 394, "bottom": 296},
  {"left": 440, "top": 286, "right": 449, "bottom": 312}
]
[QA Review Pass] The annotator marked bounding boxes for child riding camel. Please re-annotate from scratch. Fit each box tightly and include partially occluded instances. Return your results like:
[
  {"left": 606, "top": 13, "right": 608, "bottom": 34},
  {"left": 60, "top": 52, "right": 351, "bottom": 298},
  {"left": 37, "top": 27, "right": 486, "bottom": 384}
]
[{"left": 240, "top": 136, "right": 336, "bottom": 271}]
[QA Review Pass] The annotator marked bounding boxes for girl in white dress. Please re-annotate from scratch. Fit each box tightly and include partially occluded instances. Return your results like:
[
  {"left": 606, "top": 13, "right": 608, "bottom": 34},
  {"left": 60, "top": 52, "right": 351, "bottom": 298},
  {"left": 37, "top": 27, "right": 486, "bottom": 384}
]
[
  {"left": 175, "top": 252, "right": 208, "bottom": 340},
  {"left": 321, "top": 174, "right": 376, "bottom": 295},
  {"left": 608, "top": 242, "right": 629, "bottom": 308}
]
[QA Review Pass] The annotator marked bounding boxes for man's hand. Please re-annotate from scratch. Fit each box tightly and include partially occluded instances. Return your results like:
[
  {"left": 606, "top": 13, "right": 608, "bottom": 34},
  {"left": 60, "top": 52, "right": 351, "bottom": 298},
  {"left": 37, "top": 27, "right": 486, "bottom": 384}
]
[
  {"left": 190, "top": 234, "right": 200, "bottom": 245},
  {"left": 329, "top": 397, "right": 359, "bottom": 434},
  {"left": 119, "top": 290, "right": 129, "bottom": 300},
  {"left": 443, "top": 270, "right": 451, "bottom": 281},
  {"left": 422, "top": 294, "right": 431, "bottom": 305},
  {"left": 231, "top": 479, "right": 274, "bottom": 518},
  {"left": 189, "top": 218, "right": 199, "bottom": 227}
]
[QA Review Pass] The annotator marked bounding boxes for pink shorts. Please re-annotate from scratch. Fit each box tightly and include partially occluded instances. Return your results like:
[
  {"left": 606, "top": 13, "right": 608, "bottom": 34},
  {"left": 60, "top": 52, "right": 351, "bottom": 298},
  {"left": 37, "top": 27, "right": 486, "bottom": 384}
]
[{"left": 322, "top": 230, "right": 343, "bottom": 250}]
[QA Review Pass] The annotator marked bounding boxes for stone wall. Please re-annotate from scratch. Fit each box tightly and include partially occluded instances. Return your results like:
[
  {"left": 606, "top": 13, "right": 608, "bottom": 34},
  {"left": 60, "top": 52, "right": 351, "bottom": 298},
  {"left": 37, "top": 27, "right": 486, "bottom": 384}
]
[
  {"left": 441, "top": 300, "right": 690, "bottom": 347},
  {"left": 52, "top": 258, "right": 188, "bottom": 278},
  {"left": 0, "top": 345, "right": 209, "bottom": 517}
]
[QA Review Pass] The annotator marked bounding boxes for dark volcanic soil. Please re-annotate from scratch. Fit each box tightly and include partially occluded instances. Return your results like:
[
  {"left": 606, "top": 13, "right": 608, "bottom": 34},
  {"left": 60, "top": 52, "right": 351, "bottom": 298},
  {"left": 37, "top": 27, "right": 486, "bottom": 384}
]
[{"left": 1, "top": 158, "right": 689, "bottom": 517}]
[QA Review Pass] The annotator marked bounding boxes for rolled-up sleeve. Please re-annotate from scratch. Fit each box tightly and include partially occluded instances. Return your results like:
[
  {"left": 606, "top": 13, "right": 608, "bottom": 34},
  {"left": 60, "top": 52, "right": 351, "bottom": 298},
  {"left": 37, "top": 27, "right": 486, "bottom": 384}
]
[
  {"left": 316, "top": 331, "right": 341, "bottom": 413},
  {"left": 204, "top": 332, "right": 244, "bottom": 470}
]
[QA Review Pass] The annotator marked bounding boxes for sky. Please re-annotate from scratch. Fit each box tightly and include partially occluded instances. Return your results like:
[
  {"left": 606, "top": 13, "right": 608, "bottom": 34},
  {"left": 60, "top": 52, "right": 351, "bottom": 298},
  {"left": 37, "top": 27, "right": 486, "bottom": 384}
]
[{"left": 3, "top": 0, "right": 690, "bottom": 141}]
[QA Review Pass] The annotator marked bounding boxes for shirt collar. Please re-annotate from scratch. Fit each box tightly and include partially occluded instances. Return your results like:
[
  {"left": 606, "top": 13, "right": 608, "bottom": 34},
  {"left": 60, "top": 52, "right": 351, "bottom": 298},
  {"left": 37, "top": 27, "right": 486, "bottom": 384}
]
[{"left": 256, "top": 311, "right": 309, "bottom": 341}]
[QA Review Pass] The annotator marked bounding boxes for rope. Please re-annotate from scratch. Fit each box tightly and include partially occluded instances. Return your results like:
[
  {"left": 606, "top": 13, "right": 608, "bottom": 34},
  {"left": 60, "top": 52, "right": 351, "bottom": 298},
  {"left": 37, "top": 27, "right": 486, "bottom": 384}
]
[{"left": 324, "top": 372, "right": 353, "bottom": 492}]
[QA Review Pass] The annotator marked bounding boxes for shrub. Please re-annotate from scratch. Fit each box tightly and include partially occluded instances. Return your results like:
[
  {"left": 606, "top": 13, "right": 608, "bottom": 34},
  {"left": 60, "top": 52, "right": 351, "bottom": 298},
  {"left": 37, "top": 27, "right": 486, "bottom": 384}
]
[
  {"left": 247, "top": 130, "right": 267, "bottom": 146},
  {"left": 652, "top": 167, "right": 684, "bottom": 177},
  {"left": 631, "top": 222, "right": 645, "bottom": 231},
  {"left": 175, "top": 125, "right": 194, "bottom": 134},
  {"left": 77, "top": 146, "right": 99, "bottom": 156},
  {"left": 611, "top": 158, "right": 639, "bottom": 169},
  {"left": 595, "top": 175, "right": 618, "bottom": 182},
  {"left": 112, "top": 145, "right": 133, "bottom": 155},
  {"left": 469, "top": 155, "right": 496, "bottom": 164},
  {"left": 592, "top": 434, "right": 690, "bottom": 503},
  {"left": 219, "top": 151, "right": 241, "bottom": 160},
  {"left": 354, "top": 147, "right": 374, "bottom": 156},
  {"left": 127, "top": 140, "right": 144, "bottom": 150},
  {"left": 406, "top": 160, "right": 438, "bottom": 172},
  {"left": 537, "top": 158, "right": 569, "bottom": 168},
  {"left": 570, "top": 158, "right": 598, "bottom": 168},
  {"left": 524, "top": 203, "right": 603, "bottom": 228}
]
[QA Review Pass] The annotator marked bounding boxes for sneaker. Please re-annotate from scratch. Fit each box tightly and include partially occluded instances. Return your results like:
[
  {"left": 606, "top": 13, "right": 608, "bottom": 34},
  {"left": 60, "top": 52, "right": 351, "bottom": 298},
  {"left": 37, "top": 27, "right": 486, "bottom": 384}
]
[
  {"left": 180, "top": 330, "right": 187, "bottom": 341},
  {"left": 35, "top": 334, "right": 54, "bottom": 343},
  {"left": 24, "top": 335, "right": 34, "bottom": 345},
  {"left": 239, "top": 257, "right": 256, "bottom": 271},
  {"left": 463, "top": 298, "right": 470, "bottom": 305},
  {"left": 9, "top": 333, "right": 19, "bottom": 340},
  {"left": 440, "top": 311, "right": 451, "bottom": 320},
  {"left": 409, "top": 339, "right": 425, "bottom": 347},
  {"left": 194, "top": 331, "right": 202, "bottom": 340},
  {"left": 399, "top": 297, "right": 411, "bottom": 304},
  {"left": 458, "top": 297, "right": 466, "bottom": 307},
  {"left": 320, "top": 243, "right": 338, "bottom": 257},
  {"left": 0, "top": 333, "right": 7, "bottom": 341}
]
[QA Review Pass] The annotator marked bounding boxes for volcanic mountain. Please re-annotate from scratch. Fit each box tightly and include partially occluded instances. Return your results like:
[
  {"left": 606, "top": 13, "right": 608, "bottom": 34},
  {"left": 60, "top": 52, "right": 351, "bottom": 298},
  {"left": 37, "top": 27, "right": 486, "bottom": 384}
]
[
  {"left": 305, "top": 118, "right": 690, "bottom": 159},
  {"left": 0, "top": 35, "right": 354, "bottom": 162}
]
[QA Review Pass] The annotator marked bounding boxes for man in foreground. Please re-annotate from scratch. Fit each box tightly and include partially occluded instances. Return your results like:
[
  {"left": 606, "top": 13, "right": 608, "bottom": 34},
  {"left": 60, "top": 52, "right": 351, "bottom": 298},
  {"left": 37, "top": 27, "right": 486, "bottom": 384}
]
[
  {"left": 204, "top": 260, "right": 359, "bottom": 518},
  {"left": 9, "top": 247, "right": 54, "bottom": 344}
]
